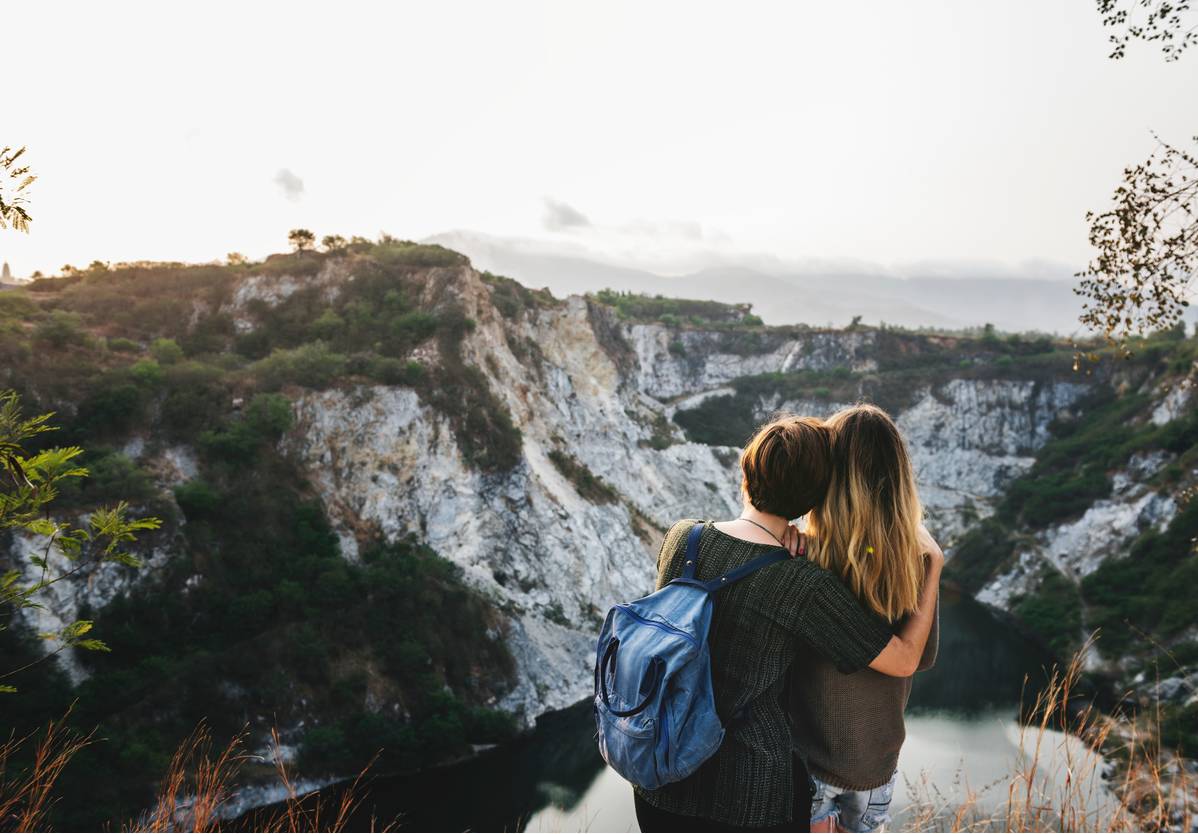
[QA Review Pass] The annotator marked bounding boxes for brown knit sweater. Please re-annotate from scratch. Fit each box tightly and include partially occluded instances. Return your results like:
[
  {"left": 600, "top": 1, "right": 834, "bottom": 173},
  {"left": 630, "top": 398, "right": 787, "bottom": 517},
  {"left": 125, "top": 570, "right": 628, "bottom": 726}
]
[
  {"left": 634, "top": 521, "right": 894, "bottom": 827},
  {"left": 787, "top": 596, "right": 940, "bottom": 790}
]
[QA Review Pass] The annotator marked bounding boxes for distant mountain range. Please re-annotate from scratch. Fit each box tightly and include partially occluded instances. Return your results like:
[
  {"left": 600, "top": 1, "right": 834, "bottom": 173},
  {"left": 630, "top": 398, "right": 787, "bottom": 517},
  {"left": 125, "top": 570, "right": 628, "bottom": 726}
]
[{"left": 427, "top": 230, "right": 1090, "bottom": 335}]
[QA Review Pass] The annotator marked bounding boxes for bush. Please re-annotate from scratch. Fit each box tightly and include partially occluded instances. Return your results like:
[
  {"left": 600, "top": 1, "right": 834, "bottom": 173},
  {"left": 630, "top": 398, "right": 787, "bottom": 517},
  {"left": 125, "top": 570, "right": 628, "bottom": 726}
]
[
  {"left": 548, "top": 450, "right": 618, "bottom": 504},
  {"left": 1081, "top": 500, "right": 1198, "bottom": 655},
  {"left": 149, "top": 338, "right": 184, "bottom": 365},
  {"left": 174, "top": 479, "right": 222, "bottom": 519},
  {"left": 1013, "top": 567, "right": 1083, "bottom": 657},
  {"left": 108, "top": 337, "right": 141, "bottom": 353},
  {"left": 945, "top": 518, "right": 1017, "bottom": 593},
  {"left": 252, "top": 341, "right": 346, "bottom": 390},
  {"left": 198, "top": 394, "right": 292, "bottom": 464},
  {"left": 34, "top": 310, "right": 87, "bottom": 348},
  {"left": 129, "top": 359, "right": 164, "bottom": 387}
]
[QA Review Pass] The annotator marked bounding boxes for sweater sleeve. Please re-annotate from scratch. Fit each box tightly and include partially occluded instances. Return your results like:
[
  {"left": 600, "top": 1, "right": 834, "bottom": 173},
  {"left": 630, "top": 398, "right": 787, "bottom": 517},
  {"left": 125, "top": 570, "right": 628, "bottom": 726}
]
[{"left": 793, "top": 573, "right": 894, "bottom": 674}]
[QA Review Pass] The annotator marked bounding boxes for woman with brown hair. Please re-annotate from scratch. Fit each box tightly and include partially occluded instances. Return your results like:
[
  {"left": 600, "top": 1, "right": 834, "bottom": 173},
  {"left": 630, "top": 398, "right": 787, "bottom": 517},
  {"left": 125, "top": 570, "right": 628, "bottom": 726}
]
[{"left": 633, "top": 414, "right": 942, "bottom": 832}]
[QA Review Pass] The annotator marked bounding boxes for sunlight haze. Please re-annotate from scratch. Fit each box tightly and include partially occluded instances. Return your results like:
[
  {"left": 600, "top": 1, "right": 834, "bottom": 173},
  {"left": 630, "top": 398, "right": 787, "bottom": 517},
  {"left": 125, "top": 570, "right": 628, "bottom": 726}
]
[{"left": 5, "top": 0, "right": 1197, "bottom": 279}]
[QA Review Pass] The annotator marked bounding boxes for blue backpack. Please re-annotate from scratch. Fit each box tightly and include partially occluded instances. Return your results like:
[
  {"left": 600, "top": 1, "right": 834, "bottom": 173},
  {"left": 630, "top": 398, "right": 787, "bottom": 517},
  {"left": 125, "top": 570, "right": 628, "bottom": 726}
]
[{"left": 593, "top": 522, "right": 790, "bottom": 789}]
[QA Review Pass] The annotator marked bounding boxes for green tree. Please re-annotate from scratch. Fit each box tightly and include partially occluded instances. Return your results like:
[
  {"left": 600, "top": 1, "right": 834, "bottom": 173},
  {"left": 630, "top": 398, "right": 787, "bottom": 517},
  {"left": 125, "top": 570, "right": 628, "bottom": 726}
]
[
  {"left": 0, "top": 146, "right": 34, "bottom": 232},
  {"left": 0, "top": 391, "right": 161, "bottom": 693},
  {"left": 226, "top": 252, "right": 247, "bottom": 266},
  {"left": 321, "top": 234, "right": 347, "bottom": 252},
  {"left": 288, "top": 228, "right": 315, "bottom": 252}
]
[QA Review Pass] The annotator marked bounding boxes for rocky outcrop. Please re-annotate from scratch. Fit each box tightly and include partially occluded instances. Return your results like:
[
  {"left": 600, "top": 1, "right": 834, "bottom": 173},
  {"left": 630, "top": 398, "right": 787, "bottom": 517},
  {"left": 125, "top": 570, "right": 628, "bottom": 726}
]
[{"left": 12, "top": 256, "right": 1188, "bottom": 731}]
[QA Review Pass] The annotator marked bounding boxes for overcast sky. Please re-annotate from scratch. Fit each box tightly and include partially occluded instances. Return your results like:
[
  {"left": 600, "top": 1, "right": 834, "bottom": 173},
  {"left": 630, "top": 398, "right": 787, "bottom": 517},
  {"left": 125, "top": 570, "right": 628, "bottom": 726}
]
[{"left": 3, "top": 0, "right": 1197, "bottom": 279}]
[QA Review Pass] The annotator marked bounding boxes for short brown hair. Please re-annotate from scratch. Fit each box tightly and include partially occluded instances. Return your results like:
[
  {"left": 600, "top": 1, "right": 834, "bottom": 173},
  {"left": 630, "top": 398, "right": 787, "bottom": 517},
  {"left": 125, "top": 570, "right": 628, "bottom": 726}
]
[{"left": 740, "top": 415, "right": 833, "bottom": 519}]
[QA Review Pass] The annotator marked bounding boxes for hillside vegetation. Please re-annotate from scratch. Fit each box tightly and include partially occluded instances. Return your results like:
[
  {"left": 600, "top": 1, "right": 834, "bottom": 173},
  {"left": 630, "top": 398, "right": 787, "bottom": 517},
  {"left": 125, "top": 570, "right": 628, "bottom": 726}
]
[{"left": 0, "top": 243, "right": 532, "bottom": 827}]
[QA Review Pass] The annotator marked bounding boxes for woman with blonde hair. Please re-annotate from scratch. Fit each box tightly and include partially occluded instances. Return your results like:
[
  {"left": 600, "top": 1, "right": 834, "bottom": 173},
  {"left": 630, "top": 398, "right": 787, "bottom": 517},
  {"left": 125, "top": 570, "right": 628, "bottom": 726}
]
[{"left": 784, "top": 404, "right": 941, "bottom": 833}]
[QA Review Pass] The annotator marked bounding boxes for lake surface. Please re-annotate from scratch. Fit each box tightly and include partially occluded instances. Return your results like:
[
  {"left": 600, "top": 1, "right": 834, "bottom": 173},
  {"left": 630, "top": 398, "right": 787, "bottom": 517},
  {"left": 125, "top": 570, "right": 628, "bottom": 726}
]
[{"left": 329, "top": 589, "right": 1105, "bottom": 831}]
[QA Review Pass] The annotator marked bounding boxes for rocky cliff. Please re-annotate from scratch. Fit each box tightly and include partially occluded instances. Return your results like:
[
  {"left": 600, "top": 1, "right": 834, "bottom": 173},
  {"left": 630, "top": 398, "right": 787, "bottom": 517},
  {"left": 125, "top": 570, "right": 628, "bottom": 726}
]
[{"left": 6, "top": 248, "right": 1195, "bottom": 757}]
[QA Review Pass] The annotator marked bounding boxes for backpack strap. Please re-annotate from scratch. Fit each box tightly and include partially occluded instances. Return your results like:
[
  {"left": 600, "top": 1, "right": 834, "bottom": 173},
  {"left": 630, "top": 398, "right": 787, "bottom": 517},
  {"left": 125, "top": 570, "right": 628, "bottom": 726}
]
[
  {"left": 702, "top": 549, "right": 790, "bottom": 594},
  {"left": 671, "top": 521, "right": 791, "bottom": 593},
  {"left": 680, "top": 521, "right": 705, "bottom": 580}
]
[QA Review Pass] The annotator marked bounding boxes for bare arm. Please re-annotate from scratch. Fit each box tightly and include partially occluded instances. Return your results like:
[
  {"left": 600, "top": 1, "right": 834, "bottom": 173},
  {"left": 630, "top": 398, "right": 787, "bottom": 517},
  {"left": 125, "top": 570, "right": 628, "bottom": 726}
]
[{"left": 868, "top": 525, "right": 944, "bottom": 678}]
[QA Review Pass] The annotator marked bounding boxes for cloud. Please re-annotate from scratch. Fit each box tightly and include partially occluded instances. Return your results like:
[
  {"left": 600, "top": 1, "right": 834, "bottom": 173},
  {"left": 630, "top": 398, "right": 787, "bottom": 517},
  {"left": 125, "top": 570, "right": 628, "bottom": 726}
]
[
  {"left": 273, "top": 168, "right": 305, "bottom": 202},
  {"left": 542, "top": 198, "right": 591, "bottom": 231}
]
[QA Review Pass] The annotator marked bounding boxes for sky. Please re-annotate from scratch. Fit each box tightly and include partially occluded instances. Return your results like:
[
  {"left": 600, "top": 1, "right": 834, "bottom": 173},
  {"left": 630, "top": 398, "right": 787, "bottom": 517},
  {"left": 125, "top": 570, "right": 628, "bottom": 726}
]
[{"left": 3, "top": 0, "right": 1197, "bottom": 279}]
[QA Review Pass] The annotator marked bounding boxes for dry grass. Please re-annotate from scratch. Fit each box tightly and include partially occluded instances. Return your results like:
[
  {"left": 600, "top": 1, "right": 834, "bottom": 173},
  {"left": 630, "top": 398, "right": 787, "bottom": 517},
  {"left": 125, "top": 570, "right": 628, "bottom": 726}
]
[
  {"left": 0, "top": 709, "right": 92, "bottom": 832},
  {"left": 0, "top": 642, "right": 1191, "bottom": 832},
  {"left": 903, "top": 637, "right": 1194, "bottom": 832},
  {"left": 134, "top": 724, "right": 389, "bottom": 833},
  {"left": 0, "top": 717, "right": 389, "bottom": 833}
]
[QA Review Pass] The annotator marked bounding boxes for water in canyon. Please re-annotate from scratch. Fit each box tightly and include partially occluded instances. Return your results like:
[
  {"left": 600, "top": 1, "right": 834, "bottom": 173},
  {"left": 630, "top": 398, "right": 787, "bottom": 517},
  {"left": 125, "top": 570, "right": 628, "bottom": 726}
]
[{"left": 299, "top": 588, "right": 1110, "bottom": 831}]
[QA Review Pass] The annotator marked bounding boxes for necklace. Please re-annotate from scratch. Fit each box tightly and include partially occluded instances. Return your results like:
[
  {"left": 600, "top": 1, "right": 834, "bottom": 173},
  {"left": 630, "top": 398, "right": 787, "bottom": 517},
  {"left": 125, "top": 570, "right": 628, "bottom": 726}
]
[{"left": 737, "top": 515, "right": 786, "bottom": 546}]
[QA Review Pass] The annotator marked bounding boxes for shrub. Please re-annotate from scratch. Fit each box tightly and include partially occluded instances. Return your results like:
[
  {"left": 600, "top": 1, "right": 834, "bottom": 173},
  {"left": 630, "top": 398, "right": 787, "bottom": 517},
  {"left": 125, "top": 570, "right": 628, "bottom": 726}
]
[
  {"left": 252, "top": 341, "right": 346, "bottom": 390},
  {"left": 34, "top": 310, "right": 87, "bottom": 348},
  {"left": 174, "top": 479, "right": 222, "bottom": 519},
  {"left": 129, "top": 359, "right": 164, "bottom": 387},
  {"left": 1012, "top": 567, "right": 1083, "bottom": 657},
  {"left": 108, "top": 337, "right": 141, "bottom": 353},
  {"left": 548, "top": 450, "right": 618, "bottom": 504},
  {"left": 149, "top": 338, "right": 184, "bottom": 365},
  {"left": 945, "top": 518, "right": 1018, "bottom": 593}
]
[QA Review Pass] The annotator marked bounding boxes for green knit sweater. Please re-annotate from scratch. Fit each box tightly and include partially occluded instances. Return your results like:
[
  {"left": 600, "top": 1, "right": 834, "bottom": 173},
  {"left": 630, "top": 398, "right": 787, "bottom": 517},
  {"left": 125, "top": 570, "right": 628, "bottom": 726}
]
[{"left": 633, "top": 520, "right": 894, "bottom": 827}]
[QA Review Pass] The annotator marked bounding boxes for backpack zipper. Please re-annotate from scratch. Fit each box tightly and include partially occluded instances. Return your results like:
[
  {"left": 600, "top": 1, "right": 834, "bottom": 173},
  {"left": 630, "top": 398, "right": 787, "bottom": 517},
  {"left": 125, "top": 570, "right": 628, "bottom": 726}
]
[{"left": 616, "top": 605, "right": 699, "bottom": 647}]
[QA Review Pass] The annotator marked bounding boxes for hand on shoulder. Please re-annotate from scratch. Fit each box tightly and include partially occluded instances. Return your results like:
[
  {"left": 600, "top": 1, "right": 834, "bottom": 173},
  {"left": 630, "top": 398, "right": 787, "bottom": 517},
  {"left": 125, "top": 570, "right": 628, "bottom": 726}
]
[
  {"left": 917, "top": 523, "right": 945, "bottom": 572},
  {"left": 782, "top": 522, "right": 808, "bottom": 559}
]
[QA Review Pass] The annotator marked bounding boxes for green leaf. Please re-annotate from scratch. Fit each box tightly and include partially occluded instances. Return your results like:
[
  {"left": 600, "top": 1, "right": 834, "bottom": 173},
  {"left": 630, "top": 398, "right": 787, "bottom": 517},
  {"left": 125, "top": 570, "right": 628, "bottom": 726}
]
[{"left": 75, "top": 639, "right": 110, "bottom": 652}]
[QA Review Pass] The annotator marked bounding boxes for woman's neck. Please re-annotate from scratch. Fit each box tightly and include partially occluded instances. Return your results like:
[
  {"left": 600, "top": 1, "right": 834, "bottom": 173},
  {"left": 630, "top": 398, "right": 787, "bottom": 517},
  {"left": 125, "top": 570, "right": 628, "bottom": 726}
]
[{"left": 713, "top": 506, "right": 789, "bottom": 546}]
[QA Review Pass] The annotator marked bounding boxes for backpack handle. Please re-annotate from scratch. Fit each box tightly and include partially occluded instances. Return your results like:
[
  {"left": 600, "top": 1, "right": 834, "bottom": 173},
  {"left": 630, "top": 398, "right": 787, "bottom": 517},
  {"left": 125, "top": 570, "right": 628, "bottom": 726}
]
[{"left": 597, "top": 638, "right": 663, "bottom": 718}]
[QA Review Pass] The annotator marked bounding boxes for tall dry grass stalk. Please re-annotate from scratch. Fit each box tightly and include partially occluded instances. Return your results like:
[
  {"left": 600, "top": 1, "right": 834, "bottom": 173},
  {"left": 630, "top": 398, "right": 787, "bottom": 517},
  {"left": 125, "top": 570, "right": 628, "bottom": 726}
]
[
  {"left": 134, "top": 724, "right": 388, "bottom": 833},
  {"left": 903, "top": 637, "right": 1194, "bottom": 832},
  {"left": 0, "top": 709, "right": 92, "bottom": 832}
]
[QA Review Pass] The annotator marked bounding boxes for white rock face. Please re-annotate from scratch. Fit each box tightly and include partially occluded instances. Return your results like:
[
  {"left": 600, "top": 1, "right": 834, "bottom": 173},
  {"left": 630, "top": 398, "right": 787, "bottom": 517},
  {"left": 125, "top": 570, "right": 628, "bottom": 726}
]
[
  {"left": 767, "top": 380, "right": 1090, "bottom": 541},
  {"left": 627, "top": 325, "right": 877, "bottom": 400},
  {"left": 11, "top": 529, "right": 172, "bottom": 685},
  {"left": 226, "top": 261, "right": 351, "bottom": 333},
  {"left": 285, "top": 277, "right": 744, "bottom": 723},
  {"left": 1151, "top": 381, "right": 1193, "bottom": 426},
  {"left": 897, "top": 380, "right": 1089, "bottom": 539},
  {"left": 979, "top": 449, "right": 1178, "bottom": 623}
]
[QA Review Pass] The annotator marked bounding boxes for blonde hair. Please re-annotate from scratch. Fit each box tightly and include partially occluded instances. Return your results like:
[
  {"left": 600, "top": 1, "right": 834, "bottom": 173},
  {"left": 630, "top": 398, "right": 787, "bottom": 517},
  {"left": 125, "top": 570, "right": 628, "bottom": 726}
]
[{"left": 807, "top": 404, "right": 925, "bottom": 622}]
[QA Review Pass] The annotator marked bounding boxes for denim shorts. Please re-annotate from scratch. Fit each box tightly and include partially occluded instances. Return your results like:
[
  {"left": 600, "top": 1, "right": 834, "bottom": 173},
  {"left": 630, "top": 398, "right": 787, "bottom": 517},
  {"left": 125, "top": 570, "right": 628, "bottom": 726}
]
[{"left": 810, "top": 770, "right": 897, "bottom": 833}]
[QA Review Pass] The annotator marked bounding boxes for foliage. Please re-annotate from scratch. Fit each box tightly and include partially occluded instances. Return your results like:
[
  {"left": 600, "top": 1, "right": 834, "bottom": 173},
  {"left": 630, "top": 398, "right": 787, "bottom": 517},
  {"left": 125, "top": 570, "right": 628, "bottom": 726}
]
[
  {"left": 1081, "top": 497, "right": 1198, "bottom": 655},
  {"left": 0, "top": 146, "right": 34, "bottom": 232},
  {"left": 287, "top": 229, "right": 315, "bottom": 252},
  {"left": 1098, "top": 0, "right": 1198, "bottom": 60},
  {"left": 251, "top": 342, "right": 347, "bottom": 390},
  {"left": 547, "top": 450, "right": 618, "bottom": 504},
  {"left": 592, "top": 288, "right": 759, "bottom": 326},
  {"left": 481, "top": 271, "right": 556, "bottom": 319},
  {"left": 1011, "top": 568, "right": 1084, "bottom": 657},
  {"left": 945, "top": 518, "right": 1019, "bottom": 594},
  {"left": 0, "top": 391, "right": 161, "bottom": 692},
  {"left": 150, "top": 338, "right": 184, "bottom": 365},
  {"left": 1077, "top": 133, "right": 1197, "bottom": 355}
]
